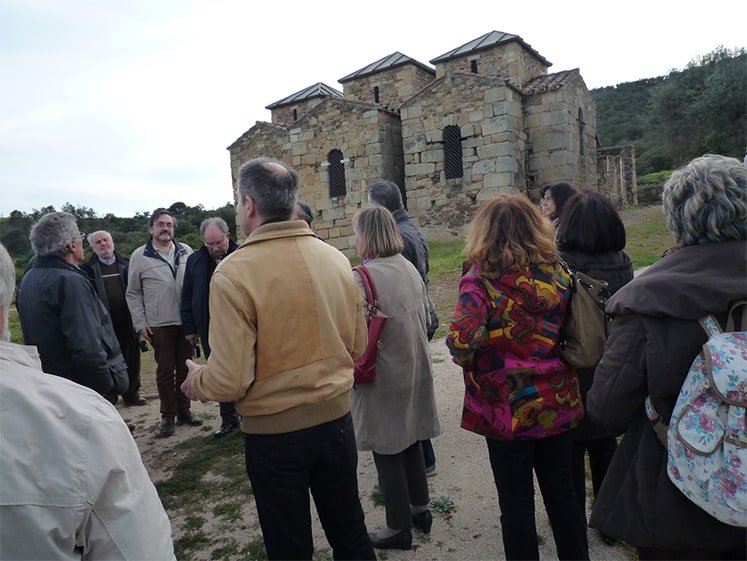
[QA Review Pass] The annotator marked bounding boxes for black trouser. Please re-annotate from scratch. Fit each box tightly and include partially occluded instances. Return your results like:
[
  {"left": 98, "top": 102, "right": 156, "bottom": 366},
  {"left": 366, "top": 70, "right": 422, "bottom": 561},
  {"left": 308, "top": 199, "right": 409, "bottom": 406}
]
[
  {"left": 571, "top": 436, "right": 617, "bottom": 522},
  {"left": 219, "top": 401, "right": 239, "bottom": 425},
  {"left": 114, "top": 324, "right": 141, "bottom": 403},
  {"left": 487, "top": 431, "right": 589, "bottom": 561},
  {"left": 243, "top": 413, "right": 375, "bottom": 561},
  {"left": 373, "top": 441, "right": 430, "bottom": 530}
]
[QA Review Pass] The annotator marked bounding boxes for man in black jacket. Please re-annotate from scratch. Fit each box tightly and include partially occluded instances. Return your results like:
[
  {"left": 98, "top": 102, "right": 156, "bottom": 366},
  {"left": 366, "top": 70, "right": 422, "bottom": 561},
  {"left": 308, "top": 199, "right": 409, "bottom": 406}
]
[
  {"left": 17, "top": 212, "right": 128, "bottom": 402},
  {"left": 368, "top": 179, "right": 440, "bottom": 475},
  {"left": 81, "top": 230, "right": 145, "bottom": 406},
  {"left": 181, "top": 217, "right": 240, "bottom": 437}
]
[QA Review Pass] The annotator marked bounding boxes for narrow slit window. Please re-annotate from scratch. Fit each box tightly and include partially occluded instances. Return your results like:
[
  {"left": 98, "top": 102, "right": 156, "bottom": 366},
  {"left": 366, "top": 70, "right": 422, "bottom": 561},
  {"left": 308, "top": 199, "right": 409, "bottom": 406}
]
[
  {"left": 578, "top": 108, "right": 584, "bottom": 155},
  {"left": 443, "top": 125, "right": 463, "bottom": 180},
  {"left": 292, "top": 108, "right": 298, "bottom": 121},
  {"left": 470, "top": 60, "right": 478, "bottom": 74},
  {"left": 328, "top": 149, "right": 346, "bottom": 197},
  {"left": 373, "top": 86, "right": 380, "bottom": 104}
]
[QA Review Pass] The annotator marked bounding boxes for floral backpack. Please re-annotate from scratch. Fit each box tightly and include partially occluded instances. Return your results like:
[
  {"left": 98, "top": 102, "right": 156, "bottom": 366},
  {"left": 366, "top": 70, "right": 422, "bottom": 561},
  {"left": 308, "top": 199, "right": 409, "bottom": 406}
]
[{"left": 645, "top": 300, "right": 747, "bottom": 527}]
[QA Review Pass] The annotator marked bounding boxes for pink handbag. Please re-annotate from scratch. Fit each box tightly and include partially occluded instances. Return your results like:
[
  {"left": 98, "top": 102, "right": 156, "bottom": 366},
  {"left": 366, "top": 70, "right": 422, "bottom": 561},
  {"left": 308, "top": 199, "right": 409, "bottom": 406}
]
[{"left": 353, "top": 265, "right": 388, "bottom": 384}]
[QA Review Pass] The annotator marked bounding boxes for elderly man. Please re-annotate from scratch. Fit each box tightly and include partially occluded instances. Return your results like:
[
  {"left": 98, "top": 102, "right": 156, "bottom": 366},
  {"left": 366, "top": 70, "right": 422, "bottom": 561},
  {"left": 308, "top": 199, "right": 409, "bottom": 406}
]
[
  {"left": 126, "top": 208, "right": 198, "bottom": 437},
  {"left": 182, "top": 157, "right": 375, "bottom": 561},
  {"left": 368, "top": 178, "right": 440, "bottom": 475},
  {"left": 17, "top": 212, "right": 128, "bottom": 402},
  {"left": 81, "top": 230, "right": 145, "bottom": 406},
  {"left": 180, "top": 217, "right": 239, "bottom": 437},
  {"left": 0, "top": 242, "right": 176, "bottom": 560}
]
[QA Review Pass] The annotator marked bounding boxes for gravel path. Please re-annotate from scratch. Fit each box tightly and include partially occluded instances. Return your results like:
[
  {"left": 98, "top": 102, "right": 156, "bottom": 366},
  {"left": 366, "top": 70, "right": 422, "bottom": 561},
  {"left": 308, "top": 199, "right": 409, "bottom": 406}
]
[{"left": 122, "top": 339, "right": 633, "bottom": 560}]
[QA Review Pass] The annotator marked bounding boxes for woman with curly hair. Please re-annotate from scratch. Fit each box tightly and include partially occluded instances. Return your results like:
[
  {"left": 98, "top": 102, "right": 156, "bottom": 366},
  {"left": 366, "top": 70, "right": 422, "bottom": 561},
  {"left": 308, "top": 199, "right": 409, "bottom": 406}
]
[{"left": 446, "top": 194, "right": 588, "bottom": 561}]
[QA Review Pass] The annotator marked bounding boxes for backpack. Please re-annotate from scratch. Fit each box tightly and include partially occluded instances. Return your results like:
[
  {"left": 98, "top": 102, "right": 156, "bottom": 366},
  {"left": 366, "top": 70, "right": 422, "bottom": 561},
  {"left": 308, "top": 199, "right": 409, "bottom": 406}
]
[
  {"left": 645, "top": 300, "right": 747, "bottom": 527},
  {"left": 558, "top": 263, "right": 611, "bottom": 369}
]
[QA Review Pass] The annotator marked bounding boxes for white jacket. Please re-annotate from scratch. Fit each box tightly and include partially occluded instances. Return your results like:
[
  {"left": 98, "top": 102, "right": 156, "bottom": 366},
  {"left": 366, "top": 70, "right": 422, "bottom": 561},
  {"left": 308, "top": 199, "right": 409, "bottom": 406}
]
[{"left": 0, "top": 340, "right": 175, "bottom": 560}]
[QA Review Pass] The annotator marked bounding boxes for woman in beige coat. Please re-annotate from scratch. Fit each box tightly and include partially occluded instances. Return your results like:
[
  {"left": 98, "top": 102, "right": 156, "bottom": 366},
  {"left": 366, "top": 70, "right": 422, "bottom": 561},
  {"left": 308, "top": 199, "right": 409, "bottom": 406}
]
[{"left": 352, "top": 206, "right": 441, "bottom": 551}]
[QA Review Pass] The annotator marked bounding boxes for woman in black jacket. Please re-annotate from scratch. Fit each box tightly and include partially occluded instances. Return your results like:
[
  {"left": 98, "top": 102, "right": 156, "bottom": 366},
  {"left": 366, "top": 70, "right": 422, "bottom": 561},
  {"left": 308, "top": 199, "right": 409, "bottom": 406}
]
[{"left": 557, "top": 192, "right": 634, "bottom": 544}]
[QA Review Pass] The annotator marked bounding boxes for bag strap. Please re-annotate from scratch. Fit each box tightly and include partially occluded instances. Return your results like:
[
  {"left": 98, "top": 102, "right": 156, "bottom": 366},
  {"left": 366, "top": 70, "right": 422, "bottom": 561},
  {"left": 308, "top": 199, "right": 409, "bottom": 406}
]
[
  {"left": 726, "top": 299, "right": 747, "bottom": 332},
  {"left": 353, "top": 265, "right": 379, "bottom": 316}
]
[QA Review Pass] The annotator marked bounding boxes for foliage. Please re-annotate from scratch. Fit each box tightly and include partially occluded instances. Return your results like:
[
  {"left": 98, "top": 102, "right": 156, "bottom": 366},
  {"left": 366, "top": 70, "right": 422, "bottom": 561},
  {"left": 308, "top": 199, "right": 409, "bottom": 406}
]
[
  {"left": 592, "top": 46, "right": 746, "bottom": 175},
  {"left": 0, "top": 201, "right": 236, "bottom": 285},
  {"left": 637, "top": 170, "right": 672, "bottom": 185},
  {"left": 430, "top": 496, "right": 456, "bottom": 514}
]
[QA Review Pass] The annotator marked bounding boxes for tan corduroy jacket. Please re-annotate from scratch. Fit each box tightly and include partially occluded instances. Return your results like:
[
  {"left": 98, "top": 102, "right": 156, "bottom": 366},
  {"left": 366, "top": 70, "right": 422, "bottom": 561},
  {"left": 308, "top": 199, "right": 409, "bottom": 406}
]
[{"left": 188, "top": 220, "right": 367, "bottom": 434}]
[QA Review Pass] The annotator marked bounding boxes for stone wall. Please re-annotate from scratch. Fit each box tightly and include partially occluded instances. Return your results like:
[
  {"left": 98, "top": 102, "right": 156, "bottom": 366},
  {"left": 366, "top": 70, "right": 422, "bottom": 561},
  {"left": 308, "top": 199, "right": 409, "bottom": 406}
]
[
  {"left": 400, "top": 73, "right": 526, "bottom": 239},
  {"left": 228, "top": 122, "right": 288, "bottom": 240},
  {"left": 524, "top": 75, "right": 598, "bottom": 198},
  {"left": 342, "top": 64, "right": 435, "bottom": 109},
  {"left": 597, "top": 145, "right": 637, "bottom": 207},
  {"left": 435, "top": 41, "right": 547, "bottom": 87},
  {"left": 282, "top": 99, "right": 403, "bottom": 254},
  {"left": 270, "top": 97, "right": 326, "bottom": 126}
]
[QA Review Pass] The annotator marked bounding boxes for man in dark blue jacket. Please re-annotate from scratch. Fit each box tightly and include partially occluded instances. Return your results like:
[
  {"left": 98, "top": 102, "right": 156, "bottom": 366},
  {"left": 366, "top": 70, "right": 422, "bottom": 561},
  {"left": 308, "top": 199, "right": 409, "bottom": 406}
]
[
  {"left": 181, "top": 217, "right": 239, "bottom": 437},
  {"left": 17, "top": 212, "right": 129, "bottom": 403}
]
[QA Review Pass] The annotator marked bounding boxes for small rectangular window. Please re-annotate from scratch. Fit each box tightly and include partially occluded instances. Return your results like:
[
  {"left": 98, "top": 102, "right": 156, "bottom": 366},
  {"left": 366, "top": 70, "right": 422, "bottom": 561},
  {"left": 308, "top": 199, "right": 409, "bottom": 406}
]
[
  {"left": 470, "top": 60, "right": 478, "bottom": 74},
  {"left": 292, "top": 109, "right": 298, "bottom": 121},
  {"left": 374, "top": 86, "right": 380, "bottom": 104}
]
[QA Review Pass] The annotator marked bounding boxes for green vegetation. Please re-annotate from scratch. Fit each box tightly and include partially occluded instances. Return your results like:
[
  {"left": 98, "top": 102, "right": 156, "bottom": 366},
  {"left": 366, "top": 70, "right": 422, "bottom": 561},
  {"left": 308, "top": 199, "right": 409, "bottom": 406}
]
[
  {"left": 592, "top": 46, "right": 746, "bottom": 175},
  {"left": 637, "top": 170, "right": 672, "bottom": 185},
  {"left": 430, "top": 496, "right": 456, "bottom": 514},
  {"left": 623, "top": 209, "right": 672, "bottom": 267}
]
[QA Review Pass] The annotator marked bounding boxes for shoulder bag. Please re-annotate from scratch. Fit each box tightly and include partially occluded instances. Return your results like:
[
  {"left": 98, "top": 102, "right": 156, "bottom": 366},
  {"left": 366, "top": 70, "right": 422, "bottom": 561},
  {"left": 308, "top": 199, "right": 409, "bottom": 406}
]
[{"left": 352, "top": 265, "right": 388, "bottom": 384}]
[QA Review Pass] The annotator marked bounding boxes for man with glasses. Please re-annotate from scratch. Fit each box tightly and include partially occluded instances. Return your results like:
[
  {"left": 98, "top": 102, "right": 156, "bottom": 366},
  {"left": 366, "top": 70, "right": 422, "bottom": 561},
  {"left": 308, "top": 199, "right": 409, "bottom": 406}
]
[
  {"left": 126, "top": 208, "right": 197, "bottom": 437},
  {"left": 17, "top": 212, "right": 129, "bottom": 403}
]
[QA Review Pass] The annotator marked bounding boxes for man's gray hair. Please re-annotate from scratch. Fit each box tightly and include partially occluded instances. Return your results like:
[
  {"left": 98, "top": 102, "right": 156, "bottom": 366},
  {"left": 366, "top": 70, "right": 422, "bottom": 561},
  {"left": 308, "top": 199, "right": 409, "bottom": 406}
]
[
  {"left": 238, "top": 157, "right": 298, "bottom": 221},
  {"left": 0, "top": 243, "right": 15, "bottom": 341},
  {"left": 368, "top": 179, "right": 404, "bottom": 212},
  {"left": 30, "top": 212, "right": 80, "bottom": 257},
  {"left": 199, "top": 217, "right": 229, "bottom": 238},
  {"left": 87, "top": 230, "right": 112, "bottom": 245},
  {"left": 662, "top": 154, "right": 747, "bottom": 246}
]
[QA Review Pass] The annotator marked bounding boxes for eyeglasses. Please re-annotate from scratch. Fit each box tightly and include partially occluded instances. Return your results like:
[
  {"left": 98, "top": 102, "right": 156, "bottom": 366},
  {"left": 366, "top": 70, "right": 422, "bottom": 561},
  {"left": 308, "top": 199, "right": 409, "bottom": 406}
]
[
  {"left": 76, "top": 232, "right": 86, "bottom": 241},
  {"left": 154, "top": 222, "right": 174, "bottom": 229}
]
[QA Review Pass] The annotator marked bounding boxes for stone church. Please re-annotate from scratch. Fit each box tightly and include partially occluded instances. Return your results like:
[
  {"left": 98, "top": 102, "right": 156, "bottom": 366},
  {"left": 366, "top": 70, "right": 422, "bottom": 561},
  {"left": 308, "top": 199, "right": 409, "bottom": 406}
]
[{"left": 228, "top": 30, "right": 628, "bottom": 253}]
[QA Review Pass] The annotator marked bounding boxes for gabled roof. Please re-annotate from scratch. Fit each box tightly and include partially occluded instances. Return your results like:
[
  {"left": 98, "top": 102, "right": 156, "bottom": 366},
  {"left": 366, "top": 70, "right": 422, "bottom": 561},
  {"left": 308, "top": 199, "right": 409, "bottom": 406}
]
[
  {"left": 265, "top": 82, "right": 342, "bottom": 110},
  {"left": 523, "top": 69, "right": 580, "bottom": 95},
  {"left": 338, "top": 51, "right": 435, "bottom": 83},
  {"left": 429, "top": 30, "right": 551, "bottom": 67}
]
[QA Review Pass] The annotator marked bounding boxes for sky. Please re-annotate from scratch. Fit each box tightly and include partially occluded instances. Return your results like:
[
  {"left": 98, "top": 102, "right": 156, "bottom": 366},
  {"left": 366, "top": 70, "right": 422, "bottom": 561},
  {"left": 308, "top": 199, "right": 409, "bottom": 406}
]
[{"left": 1, "top": 0, "right": 744, "bottom": 218}]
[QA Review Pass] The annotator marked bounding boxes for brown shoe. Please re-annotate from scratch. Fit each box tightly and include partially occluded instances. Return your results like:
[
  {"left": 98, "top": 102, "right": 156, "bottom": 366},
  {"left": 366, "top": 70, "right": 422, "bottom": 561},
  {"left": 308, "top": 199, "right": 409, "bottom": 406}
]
[{"left": 176, "top": 411, "right": 203, "bottom": 426}]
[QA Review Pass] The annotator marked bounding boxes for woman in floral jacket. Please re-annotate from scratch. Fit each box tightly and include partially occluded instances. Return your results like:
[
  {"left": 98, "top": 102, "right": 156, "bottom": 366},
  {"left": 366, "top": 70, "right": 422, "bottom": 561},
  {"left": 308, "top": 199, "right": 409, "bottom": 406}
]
[{"left": 446, "top": 194, "right": 588, "bottom": 561}]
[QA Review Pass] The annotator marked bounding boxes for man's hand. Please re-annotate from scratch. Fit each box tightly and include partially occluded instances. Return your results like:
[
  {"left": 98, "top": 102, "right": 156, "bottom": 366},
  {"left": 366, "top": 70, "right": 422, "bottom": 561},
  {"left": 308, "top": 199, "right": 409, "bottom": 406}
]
[
  {"left": 139, "top": 326, "right": 153, "bottom": 342},
  {"left": 185, "top": 334, "right": 197, "bottom": 345},
  {"left": 181, "top": 360, "right": 206, "bottom": 402}
]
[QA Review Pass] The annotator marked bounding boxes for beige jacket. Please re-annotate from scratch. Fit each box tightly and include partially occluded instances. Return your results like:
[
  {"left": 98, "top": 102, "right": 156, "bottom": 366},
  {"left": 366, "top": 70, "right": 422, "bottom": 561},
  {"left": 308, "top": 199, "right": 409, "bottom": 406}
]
[
  {"left": 0, "top": 340, "right": 175, "bottom": 560},
  {"left": 189, "top": 220, "right": 367, "bottom": 434}
]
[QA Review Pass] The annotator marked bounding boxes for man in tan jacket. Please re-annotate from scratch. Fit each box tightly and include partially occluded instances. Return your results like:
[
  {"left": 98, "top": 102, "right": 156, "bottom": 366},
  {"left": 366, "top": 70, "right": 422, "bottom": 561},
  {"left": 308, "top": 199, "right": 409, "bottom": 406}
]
[{"left": 182, "top": 157, "right": 375, "bottom": 560}]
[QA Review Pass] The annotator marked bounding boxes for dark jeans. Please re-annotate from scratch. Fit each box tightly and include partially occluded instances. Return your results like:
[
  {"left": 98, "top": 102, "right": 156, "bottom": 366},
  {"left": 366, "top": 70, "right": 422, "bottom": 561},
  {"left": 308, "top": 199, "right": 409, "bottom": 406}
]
[
  {"left": 487, "top": 432, "right": 589, "bottom": 561},
  {"left": 243, "top": 413, "right": 375, "bottom": 561},
  {"left": 373, "top": 442, "right": 430, "bottom": 529},
  {"left": 150, "top": 325, "right": 192, "bottom": 418},
  {"left": 571, "top": 436, "right": 617, "bottom": 521}
]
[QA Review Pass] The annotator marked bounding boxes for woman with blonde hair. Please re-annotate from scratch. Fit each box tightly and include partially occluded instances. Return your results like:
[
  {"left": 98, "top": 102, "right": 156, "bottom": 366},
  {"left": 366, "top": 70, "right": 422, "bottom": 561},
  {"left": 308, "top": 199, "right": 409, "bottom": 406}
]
[
  {"left": 447, "top": 194, "right": 588, "bottom": 560},
  {"left": 351, "top": 206, "right": 441, "bottom": 551}
]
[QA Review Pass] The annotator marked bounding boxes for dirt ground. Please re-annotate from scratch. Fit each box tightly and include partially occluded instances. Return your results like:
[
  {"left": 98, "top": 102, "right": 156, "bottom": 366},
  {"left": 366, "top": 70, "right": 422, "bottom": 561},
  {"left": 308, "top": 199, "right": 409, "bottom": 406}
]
[{"left": 122, "top": 338, "right": 632, "bottom": 561}]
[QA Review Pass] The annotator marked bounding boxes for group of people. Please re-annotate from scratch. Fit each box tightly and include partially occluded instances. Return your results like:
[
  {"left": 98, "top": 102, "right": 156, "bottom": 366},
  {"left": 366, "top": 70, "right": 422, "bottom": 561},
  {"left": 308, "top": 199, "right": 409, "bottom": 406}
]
[{"left": 1, "top": 152, "right": 744, "bottom": 561}]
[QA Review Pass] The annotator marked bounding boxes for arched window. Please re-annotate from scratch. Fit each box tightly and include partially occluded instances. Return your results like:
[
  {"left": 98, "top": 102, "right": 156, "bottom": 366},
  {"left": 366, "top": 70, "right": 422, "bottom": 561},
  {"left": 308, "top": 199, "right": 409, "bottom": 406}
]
[
  {"left": 328, "top": 149, "right": 346, "bottom": 197},
  {"left": 443, "top": 125, "right": 463, "bottom": 180}
]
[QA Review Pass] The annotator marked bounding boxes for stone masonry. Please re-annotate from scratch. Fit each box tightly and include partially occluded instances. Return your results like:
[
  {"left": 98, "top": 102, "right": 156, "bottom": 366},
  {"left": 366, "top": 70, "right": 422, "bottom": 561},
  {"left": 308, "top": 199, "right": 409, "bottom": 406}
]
[{"left": 228, "top": 31, "right": 633, "bottom": 251}]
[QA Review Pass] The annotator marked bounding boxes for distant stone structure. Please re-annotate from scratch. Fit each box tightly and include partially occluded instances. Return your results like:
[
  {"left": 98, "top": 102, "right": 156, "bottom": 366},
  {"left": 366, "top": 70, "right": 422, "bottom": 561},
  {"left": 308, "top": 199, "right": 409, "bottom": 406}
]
[{"left": 228, "top": 31, "right": 633, "bottom": 251}]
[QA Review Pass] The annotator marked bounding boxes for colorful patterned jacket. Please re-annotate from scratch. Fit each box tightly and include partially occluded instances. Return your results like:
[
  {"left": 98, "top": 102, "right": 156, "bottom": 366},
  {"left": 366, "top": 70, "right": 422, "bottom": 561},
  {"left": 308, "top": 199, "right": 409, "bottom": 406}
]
[{"left": 446, "top": 262, "right": 583, "bottom": 440}]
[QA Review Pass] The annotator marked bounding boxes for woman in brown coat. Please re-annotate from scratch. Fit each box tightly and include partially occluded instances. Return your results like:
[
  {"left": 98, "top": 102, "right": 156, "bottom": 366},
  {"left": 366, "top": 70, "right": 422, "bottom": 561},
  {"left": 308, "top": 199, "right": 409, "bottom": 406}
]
[{"left": 587, "top": 154, "right": 747, "bottom": 560}]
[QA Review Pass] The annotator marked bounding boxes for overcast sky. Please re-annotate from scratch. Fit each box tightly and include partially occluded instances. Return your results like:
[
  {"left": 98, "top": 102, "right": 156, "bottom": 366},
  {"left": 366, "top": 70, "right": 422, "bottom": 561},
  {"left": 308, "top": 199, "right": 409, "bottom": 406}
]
[{"left": 1, "top": 0, "right": 744, "bottom": 217}]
